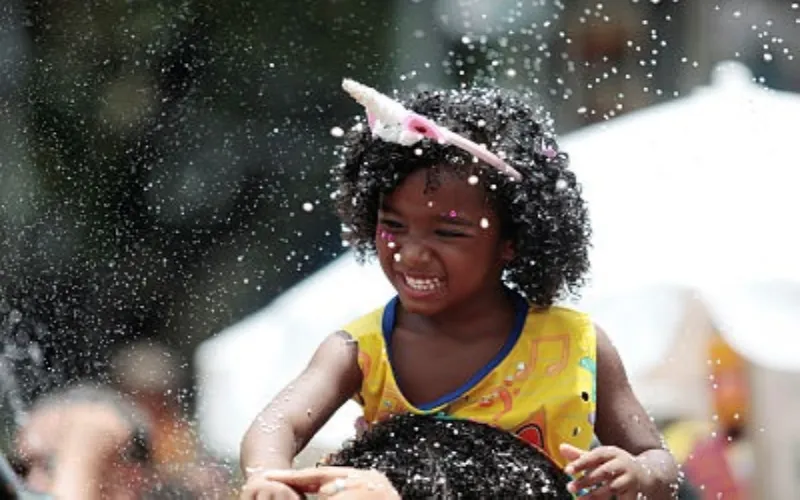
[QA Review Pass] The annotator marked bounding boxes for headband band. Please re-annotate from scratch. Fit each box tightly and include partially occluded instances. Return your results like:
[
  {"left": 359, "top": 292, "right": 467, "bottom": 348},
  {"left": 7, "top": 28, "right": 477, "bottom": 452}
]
[{"left": 342, "top": 79, "right": 522, "bottom": 181}]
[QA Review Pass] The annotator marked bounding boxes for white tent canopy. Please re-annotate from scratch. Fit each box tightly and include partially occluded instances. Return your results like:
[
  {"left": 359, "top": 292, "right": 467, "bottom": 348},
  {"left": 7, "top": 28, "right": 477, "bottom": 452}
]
[
  {"left": 195, "top": 61, "right": 800, "bottom": 459},
  {"left": 564, "top": 60, "right": 800, "bottom": 372}
]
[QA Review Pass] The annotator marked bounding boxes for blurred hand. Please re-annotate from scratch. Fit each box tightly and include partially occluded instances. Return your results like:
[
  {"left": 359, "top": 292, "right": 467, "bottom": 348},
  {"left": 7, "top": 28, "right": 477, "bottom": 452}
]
[
  {"left": 240, "top": 474, "right": 303, "bottom": 500},
  {"left": 266, "top": 467, "right": 400, "bottom": 499},
  {"left": 561, "top": 443, "right": 647, "bottom": 499}
]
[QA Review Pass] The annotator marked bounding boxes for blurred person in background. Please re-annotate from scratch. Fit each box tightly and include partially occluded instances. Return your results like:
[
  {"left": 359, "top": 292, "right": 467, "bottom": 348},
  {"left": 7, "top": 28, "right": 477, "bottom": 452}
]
[
  {"left": 663, "top": 333, "right": 753, "bottom": 499},
  {"left": 112, "top": 342, "right": 195, "bottom": 470},
  {"left": 10, "top": 384, "right": 155, "bottom": 499},
  {"left": 112, "top": 341, "right": 231, "bottom": 499}
]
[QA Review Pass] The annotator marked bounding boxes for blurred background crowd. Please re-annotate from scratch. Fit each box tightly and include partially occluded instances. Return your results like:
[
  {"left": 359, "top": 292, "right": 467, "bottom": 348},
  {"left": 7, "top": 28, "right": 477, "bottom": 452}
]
[{"left": 2, "top": 0, "right": 799, "bottom": 498}]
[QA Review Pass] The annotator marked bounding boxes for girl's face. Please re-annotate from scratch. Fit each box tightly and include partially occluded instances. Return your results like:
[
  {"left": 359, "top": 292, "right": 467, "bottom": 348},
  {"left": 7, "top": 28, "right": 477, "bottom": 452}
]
[{"left": 375, "top": 167, "right": 513, "bottom": 317}]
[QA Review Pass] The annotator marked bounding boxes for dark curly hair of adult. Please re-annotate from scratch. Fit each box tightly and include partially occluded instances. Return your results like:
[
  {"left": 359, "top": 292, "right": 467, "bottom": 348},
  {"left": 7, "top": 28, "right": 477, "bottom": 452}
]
[
  {"left": 333, "top": 86, "right": 591, "bottom": 306},
  {"left": 326, "top": 413, "right": 572, "bottom": 499}
]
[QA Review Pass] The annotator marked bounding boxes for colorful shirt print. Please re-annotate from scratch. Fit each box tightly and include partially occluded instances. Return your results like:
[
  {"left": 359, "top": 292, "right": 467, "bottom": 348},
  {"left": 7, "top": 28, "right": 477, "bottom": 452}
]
[{"left": 342, "top": 291, "right": 597, "bottom": 468}]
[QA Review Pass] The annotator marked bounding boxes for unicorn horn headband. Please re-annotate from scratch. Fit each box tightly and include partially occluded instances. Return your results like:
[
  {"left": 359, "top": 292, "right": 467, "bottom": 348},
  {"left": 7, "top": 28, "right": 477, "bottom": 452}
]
[{"left": 342, "top": 79, "right": 522, "bottom": 181}]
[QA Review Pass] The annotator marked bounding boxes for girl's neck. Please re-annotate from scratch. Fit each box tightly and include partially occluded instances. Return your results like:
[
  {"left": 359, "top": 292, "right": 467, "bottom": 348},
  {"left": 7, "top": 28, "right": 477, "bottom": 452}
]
[{"left": 400, "top": 285, "right": 519, "bottom": 341}]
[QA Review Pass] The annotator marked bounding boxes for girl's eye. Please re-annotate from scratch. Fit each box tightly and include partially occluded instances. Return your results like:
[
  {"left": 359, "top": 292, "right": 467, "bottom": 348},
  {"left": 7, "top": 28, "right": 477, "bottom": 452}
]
[
  {"left": 379, "top": 219, "right": 404, "bottom": 229},
  {"left": 435, "top": 229, "right": 467, "bottom": 238}
]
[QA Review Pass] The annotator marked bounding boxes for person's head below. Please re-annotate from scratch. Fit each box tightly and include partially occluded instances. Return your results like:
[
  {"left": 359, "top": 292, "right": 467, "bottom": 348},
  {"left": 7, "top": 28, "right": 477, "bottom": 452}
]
[
  {"left": 326, "top": 413, "right": 573, "bottom": 499},
  {"left": 12, "top": 384, "right": 153, "bottom": 497},
  {"left": 334, "top": 85, "right": 591, "bottom": 315}
]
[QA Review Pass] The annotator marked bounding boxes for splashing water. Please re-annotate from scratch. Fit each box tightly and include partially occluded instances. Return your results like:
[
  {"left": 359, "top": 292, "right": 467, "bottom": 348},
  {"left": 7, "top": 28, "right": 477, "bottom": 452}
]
[
  {"left": 0, "top": 356, "right": 27, "bottom": 426},
  {"left": 0, "top": 303, "right": 46, "bottom": 428}
]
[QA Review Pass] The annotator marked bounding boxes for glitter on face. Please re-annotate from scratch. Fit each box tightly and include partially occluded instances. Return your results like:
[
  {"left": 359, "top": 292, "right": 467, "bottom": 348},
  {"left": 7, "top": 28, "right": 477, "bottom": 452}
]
[
  {"left": 379, "top": 229, "right": 395, "bottom": 242},
  {"left": 467, "top": 175, "right": 479, "bottom": 185},
  {"left": 393, "top": 253, "right": 401, "bottom": 262},
  {"left": 448, "top": 210, "right": 457, "bottom": 218},
  {"left": 479, "top": 217, "right": 490, "bottom": 229}
]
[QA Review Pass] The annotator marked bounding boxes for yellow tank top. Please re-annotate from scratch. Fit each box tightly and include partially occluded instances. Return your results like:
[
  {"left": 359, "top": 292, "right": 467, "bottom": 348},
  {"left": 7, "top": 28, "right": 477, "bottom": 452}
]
[{"left": 342, "top": 292, "right": 597, "bottom": 469}]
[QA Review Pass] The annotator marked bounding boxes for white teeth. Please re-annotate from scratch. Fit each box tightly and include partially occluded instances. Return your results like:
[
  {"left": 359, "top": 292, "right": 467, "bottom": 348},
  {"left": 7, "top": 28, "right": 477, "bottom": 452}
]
[{"left": 403, "top": 275, "right": 443, "bottom": 291}]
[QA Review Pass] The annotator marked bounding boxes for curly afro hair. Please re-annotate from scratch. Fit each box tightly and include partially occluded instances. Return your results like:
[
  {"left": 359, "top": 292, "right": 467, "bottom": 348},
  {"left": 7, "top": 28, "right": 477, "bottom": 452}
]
[
  {"left": 326, "top": 413, "right": 572, "bottom": 499},
  {"left": 333, "top": 86, "right": 590, "bottom": 306}
]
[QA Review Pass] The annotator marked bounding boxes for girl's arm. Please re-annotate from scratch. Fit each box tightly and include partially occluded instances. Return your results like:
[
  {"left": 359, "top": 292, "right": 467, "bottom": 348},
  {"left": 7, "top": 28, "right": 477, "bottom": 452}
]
[
  {"left": 240, "top": 331, "right": 362, "bottom": 475},
  {"left": 591, "top": 325, "right": 680, "bottom": 497}
]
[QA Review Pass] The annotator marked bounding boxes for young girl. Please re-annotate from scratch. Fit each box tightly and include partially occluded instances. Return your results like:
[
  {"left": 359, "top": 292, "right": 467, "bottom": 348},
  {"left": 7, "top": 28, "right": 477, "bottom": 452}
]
[{"left": 240, "top": 80, "right": 679, "bottom": 499}]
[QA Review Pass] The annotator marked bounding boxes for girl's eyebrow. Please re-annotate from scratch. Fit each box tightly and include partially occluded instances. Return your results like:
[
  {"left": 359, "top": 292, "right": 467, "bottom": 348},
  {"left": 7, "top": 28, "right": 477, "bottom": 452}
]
[
  {"left": 380, "top": 200, "right": 475, "bottom": 226},
  {"left": 437, "top": 213, "right": 475, "bottom": 227}
]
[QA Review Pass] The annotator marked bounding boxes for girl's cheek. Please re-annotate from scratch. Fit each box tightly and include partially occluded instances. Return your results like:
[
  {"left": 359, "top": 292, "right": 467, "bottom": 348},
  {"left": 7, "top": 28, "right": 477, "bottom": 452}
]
[{"left": 377, "top": 226, "right": 399, "bottom": 257}]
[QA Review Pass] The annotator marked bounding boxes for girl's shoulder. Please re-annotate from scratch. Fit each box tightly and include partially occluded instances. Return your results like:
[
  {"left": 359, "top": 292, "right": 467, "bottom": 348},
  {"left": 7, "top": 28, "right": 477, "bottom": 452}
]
[
  {"left": 523, "top": 303, "right": 597, "bottom": 352},
  {"left": 340, "top": 303, "right": 389, "bottom": 351}
]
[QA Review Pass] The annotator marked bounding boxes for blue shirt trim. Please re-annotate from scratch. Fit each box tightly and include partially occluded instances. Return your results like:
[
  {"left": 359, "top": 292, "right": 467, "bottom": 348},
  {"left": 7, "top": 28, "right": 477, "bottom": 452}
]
[{"left": 380, "top": 290, "right": 529, "bottom": 411}]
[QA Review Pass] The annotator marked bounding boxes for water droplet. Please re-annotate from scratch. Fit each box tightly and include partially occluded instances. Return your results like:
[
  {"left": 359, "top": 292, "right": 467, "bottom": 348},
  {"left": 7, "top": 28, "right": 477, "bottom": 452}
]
[
  {"left": 393, "top": 253, "right": 402, "bottom": 262},
  {"left": 733, "top": 10, "right": 741, "bottom": 18},
  {"left": 467, "top": 175, "right": 479, "bottom": 185},
  {"left": 763, "top": 52, "right": 773, "bottom": 62},
  {"left": 479, "top": 218, "right": 490, "bottom": 229},
  {"left": 302, "top": 202, "right": 314, "bottom": 212},
  {"left": 330, "top": 126, "right": 344, "bottom": 138}
]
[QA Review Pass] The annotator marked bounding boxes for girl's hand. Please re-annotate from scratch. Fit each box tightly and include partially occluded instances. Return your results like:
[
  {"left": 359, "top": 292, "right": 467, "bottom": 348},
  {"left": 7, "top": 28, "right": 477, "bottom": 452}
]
[
  {"left": 265, "top": 467, "right": 400, "bottom": 499},
  {"left": 560, "top": 443, "right": 648, "bottom": 499},
  {"left": 240, "top": 474, "right": 303, "bottom": 500}
]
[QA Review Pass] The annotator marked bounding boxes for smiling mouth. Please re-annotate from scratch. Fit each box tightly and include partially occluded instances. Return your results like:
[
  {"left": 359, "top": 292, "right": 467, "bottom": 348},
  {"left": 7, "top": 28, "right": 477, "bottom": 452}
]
[{"left": 401, "top": 273, "right": 445, "bottom": 292}]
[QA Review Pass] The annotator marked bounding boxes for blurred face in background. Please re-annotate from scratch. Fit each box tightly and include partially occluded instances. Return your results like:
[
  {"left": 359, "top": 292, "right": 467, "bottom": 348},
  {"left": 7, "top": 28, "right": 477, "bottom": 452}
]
[
  {"left": 13, "top": 402, "right": 149, "bottom": 499},
  {"left": 14, "top": 405, "right": 60, "bottom": 492}
]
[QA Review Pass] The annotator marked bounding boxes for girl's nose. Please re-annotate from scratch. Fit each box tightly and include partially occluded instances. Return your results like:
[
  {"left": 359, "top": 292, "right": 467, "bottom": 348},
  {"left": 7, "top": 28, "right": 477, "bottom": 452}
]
[{"left": 397, "top": 239, "right": 431, "bottom": 267}]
